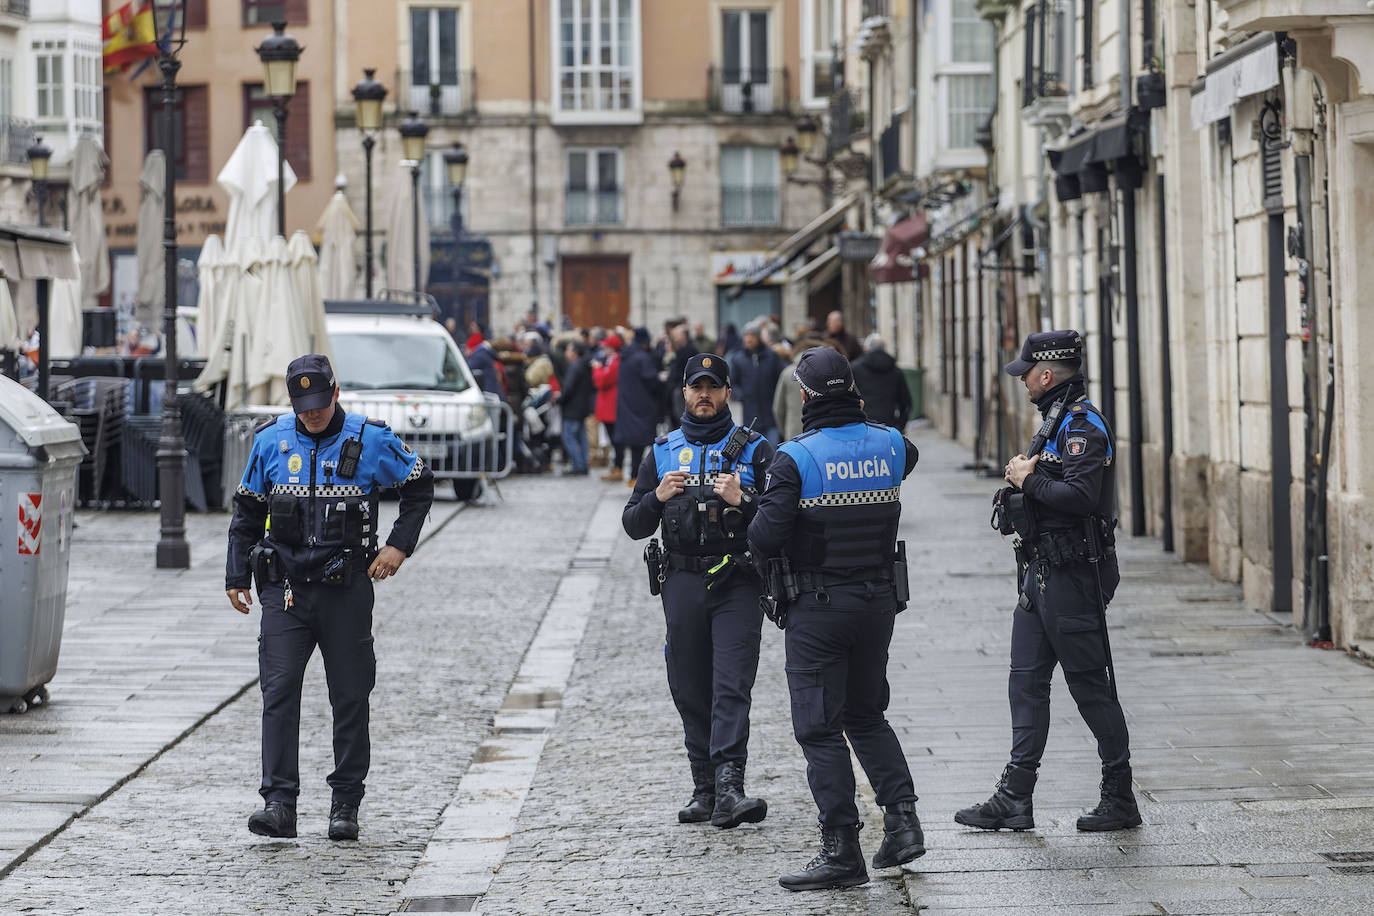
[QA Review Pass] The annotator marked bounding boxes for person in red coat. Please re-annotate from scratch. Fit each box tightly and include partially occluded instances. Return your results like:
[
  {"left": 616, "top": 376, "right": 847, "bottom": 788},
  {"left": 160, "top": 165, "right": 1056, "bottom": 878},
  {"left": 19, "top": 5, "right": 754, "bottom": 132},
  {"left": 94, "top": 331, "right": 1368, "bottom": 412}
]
[{"left": 593, "top": 334, "right": 623, "bottom": 480}]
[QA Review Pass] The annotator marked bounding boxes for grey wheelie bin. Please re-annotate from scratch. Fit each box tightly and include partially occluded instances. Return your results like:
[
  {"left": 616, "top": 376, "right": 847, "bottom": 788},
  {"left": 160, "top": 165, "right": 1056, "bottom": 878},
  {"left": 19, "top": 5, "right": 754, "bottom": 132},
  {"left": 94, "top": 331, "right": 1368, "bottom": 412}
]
[{"left": 0, "top": 375, "right": 86, "bottom": 714}]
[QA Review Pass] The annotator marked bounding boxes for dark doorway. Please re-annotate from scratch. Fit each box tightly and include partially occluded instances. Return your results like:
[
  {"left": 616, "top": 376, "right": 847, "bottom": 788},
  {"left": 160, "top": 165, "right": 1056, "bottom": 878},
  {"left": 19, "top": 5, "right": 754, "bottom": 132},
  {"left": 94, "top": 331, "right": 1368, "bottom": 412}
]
[{"left": 561, "top": 256, "right": 631, "bottom": 329}]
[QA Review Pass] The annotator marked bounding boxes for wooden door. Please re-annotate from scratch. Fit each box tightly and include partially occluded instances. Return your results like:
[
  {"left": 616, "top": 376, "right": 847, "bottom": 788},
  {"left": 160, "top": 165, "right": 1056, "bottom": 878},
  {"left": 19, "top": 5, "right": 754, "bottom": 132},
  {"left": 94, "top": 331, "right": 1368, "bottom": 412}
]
[{"left": 561, "top": 256, "right": 630, "bottom": 329}]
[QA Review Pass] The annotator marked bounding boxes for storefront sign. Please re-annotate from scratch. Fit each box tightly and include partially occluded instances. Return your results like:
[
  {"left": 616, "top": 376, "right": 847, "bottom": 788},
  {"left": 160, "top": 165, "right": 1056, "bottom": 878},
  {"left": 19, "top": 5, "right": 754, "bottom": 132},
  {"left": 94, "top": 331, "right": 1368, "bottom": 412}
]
[{"left": 711, "top": 251, "right": 788, "bottom": 285}]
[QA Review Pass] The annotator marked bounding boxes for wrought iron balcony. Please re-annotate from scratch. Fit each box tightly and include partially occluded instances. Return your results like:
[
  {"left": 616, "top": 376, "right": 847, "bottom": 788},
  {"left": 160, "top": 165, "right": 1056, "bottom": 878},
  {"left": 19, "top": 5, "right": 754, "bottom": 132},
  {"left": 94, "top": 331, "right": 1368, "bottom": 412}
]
[
  {"left": 1021, "top": 0, "right": 1070, "bottom": 126},
  {"left": 707, "top": 67, "right": 790, "bottom": 115},
  {"left": 566, "top": 189, "right": 623, "bottom": 226},
  {"left": 1, "top": 0, "right": 29, "bottom": 17},
  {"left": 0, "top": 117, "right": 35, "bottom": 164},
  {"left": 721, "top": 184, "right": 779, "bottom": 227},
  {"left": 397, "top": 68, "right": 476, "bottom": 118}
]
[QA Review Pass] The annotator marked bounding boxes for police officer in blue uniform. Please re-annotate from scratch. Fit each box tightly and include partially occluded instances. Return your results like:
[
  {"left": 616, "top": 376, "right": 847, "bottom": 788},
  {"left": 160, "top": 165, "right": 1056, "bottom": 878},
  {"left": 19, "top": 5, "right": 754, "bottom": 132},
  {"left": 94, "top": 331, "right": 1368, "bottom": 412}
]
[
  {"left": 955, "top": 330, "right": 1138, "bottom": 834},
  {"left": 748, "top": 347, "right": 925, "bottom": 891},
  {"left": 622, "top": 353, "right": 775, "bottom": 829},
  {"left": 226, "top": 354, "right": 434, "bottom": 841}
]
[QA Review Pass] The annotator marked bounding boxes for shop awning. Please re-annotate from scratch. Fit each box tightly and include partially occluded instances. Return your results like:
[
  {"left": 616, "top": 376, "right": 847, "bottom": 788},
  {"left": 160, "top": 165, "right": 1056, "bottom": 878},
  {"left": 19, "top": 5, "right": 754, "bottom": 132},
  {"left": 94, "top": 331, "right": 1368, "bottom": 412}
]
[
  {"left": 791, "top": 245, "right": 840, "bottom": 283},
  {"left": 1046, "top": 110, "right": 1148, "bottom": 200},
  {"left": 735, "top": 192, "right": 859, "bottom": 288},
  {"left": 1190, "top": 33, "right": 1280, "bottom": 130},
  {"left": 869, "top": 214, "right": 928, "bottom": 284}
]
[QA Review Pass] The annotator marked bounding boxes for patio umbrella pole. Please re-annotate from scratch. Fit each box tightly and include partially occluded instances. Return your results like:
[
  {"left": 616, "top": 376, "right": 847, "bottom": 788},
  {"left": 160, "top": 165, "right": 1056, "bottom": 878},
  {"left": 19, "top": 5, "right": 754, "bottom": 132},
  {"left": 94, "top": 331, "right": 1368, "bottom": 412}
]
[{"left": 155, "top": 52, "right": 190, "bottom": 570}]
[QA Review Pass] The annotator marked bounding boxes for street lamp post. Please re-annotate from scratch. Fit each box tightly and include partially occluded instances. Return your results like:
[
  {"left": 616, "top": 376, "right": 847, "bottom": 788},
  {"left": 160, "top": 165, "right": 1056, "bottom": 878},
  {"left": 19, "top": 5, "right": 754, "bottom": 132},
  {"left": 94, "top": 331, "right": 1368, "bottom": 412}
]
[
  {"left": 26, "top": 138, "right": 52, "bottom": 400},
  {"left": 155, "top": 19, "right": 189, "bottom": 569},
  {"left": 399, "top": 111, "right": 429, "bottom": 295},
  {"left": 352, "top": 68, "right": 387, "bottom": 299},
  {"left": 255, "top": 21, "right": 303, "bottom": 239},
  {"left": 444, "top": 142, "right": 468, "bottom": 325},
  {"left": 668, "top": 151, "right": 686, "bottom": 212}
]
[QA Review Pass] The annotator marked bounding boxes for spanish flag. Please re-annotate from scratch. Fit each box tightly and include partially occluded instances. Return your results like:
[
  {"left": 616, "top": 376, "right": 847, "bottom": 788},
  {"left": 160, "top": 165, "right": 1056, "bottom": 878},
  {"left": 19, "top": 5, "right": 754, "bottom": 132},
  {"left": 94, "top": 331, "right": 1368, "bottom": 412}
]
[{"left": 102, "top": 0, "right": 159, "bottom": 74}]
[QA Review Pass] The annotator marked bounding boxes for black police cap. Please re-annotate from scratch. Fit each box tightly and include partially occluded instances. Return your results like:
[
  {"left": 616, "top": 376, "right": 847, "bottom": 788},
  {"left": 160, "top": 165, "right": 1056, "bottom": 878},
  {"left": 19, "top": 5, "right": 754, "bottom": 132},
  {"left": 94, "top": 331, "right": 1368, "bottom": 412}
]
[
  {"left": 286, "top": 353, "right": 337, "bottom": 412},
  {"left": 792, "top": 346, "right": 856, "bottom": 399},
  {"left": 683, "top": 353, "right": 729, "bottom": 387},
  {"left": 1003, "top": 330, "right": 1084, "bottom": 376}
]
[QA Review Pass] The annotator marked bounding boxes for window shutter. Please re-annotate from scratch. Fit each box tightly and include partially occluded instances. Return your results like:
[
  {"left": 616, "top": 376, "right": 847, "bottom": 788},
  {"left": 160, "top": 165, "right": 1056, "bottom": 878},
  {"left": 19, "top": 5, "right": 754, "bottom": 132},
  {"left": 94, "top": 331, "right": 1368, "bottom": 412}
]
[
  {"left": 184, "top": 0, "right": 207, "bottom": 28},
  {"left": 183, "top": 85, "right": 210, "bottom": 182},
  {"left": 286, "top": 80, "right": 311, "bottom": 181},
  {"left": 284, "top": 0, "right": 309, "bottom": 25}
]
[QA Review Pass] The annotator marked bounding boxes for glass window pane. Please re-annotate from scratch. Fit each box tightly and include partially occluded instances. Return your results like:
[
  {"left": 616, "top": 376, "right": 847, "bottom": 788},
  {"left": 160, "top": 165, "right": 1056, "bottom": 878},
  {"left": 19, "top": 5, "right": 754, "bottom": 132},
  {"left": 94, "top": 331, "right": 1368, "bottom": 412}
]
[
  {"left": 568, "top": 151, "right": 588, "bottom": 189},
  {"left": 597, "top": 151, "right": 617, "bottom": 190},
  {"left": 36, "top": 56, "right": 46, "bottom": 83},
  {"left": 411, "top": 9, "right": 430, "bottom": 83},
  {"left": 720, "top": 147, "right": 745, "bottom": 185},
  {"left": 439, "top": 9, "right": 458, "bottom": 83},
  {"left": 749, "top": 12, "right": 768, "bottom": 75},
  {"left": 722, "top": 11, "right": 741, "bottom": 75}
]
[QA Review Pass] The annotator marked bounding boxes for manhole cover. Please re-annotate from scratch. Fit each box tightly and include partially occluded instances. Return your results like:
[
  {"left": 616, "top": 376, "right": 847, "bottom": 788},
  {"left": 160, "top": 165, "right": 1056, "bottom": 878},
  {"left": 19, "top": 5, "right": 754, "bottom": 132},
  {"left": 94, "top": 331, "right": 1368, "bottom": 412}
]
[{"left": 1319, "top": 851, "right": 1374, "bottom": 863}]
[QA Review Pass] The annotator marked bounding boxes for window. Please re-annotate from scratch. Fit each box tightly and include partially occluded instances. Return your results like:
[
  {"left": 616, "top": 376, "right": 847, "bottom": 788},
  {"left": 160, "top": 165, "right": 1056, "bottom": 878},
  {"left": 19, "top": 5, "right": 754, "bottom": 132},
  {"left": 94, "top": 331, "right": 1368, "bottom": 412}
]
[
  {"left": 720, "top": 146, "right": 779, "bottom": 227},
  {"left": 154, "top": 0, "right": 207, "bottom": 29},
  {"left": 946, "top": 74, "right": 993, "bottom": 148},
  {"left": 34, "top": 41, "right": 65, "bottom": 120},
  {"left": 801, "top": 0, "right": 840, "bottom": 106},
  {"left": 243, "top": 81, "right": 311, "bottom": 180},
  {"left": 720, "top": 9, "right": 773, "bottom": 113},
  {"left": 74, "top": 42, "right": 102, "bottom": 132},
  {"left": 409, "top": 6, "right": 463, "bottom": 114},
  {"left": 951, "top": 0, "right": 992, "bottom": 62},
  {"left": 554, "top": 0, "right": 639, "bottom": 119},
  {"left": 0, "top": 59, "right": 12, "bottom": 120},
  {"left": 145, "top": 85, "right": 209, "bottom": 182},
  {"left": 566, "top": 148, "right": 622, "bottom": 225},
  {"left": 242, "top": 0, "right": 286, "bottom": 25}
]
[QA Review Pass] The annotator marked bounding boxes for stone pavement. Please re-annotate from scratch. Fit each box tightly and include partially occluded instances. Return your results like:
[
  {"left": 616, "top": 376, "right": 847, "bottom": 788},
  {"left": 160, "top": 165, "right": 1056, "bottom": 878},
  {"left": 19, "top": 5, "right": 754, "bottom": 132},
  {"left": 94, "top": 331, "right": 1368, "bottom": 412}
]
[{"left": 3, "top": 428, "right": 1374, "bottom": 915}]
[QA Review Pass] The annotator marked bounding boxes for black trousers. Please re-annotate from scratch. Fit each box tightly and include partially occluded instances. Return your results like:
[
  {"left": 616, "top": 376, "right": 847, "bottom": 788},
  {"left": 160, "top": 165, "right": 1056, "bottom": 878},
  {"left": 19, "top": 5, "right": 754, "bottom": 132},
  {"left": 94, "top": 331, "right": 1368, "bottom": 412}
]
[
  {"left": 257, "top": 578, "right": 376, "bottom": 807},
  {"left": 660, "top": 564, "right": 763, "bottom": 770},
  {"left": 784, "top": 582, "right": 916, "bottom": 828},
  {"left": 1009, "top": 558, "right": 1129, "bottom": 771}
]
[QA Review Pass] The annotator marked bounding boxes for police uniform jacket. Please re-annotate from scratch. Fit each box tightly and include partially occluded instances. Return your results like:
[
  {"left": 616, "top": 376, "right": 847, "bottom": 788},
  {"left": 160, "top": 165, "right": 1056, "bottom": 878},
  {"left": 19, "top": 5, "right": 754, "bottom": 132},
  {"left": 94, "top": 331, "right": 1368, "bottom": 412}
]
[
  {"left": 226, "top": 407, "right": 435, "bottom": 589},
  {"left": 622, "top": 418, "right": 773, "bottom": 557},
  {"left": 1021, "top": 376, "right": 1115, "bottom": 534},
  {"left": 749, "top": 396, "right": 919, "bottom": 576}
]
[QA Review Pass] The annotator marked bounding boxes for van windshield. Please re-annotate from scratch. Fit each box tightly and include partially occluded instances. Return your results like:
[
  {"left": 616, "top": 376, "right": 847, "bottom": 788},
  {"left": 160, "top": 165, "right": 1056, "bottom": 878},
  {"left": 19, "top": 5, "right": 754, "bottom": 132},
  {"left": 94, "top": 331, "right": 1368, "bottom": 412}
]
[{"left": 331, "top": 333, "right": 471, "bottom": 392}]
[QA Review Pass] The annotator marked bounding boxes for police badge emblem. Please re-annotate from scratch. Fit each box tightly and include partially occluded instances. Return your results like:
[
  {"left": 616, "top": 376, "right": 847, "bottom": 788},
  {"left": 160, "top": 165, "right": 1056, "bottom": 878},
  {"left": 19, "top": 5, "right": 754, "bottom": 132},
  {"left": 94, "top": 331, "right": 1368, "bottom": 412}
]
[
  {"left": 288, "top": 454, "right": 303, "bottom": 474},
  {"left": 1066, "top": 436, "right": 1087, "bottom": 456}
]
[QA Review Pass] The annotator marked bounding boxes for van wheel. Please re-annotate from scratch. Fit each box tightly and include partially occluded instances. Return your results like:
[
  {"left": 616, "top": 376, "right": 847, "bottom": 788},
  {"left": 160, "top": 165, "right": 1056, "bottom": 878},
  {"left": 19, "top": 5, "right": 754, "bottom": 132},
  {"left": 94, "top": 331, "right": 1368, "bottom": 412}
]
[{"left": 453, "top": 479, "right": 482, "bottom": 502}]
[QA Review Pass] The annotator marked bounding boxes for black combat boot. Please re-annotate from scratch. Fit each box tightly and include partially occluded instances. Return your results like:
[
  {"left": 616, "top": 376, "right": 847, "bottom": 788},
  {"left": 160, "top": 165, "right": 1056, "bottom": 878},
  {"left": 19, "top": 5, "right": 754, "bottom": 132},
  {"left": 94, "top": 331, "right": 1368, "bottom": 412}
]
[
  {"left": 711, "top": 761, "right": 767, "bottom": 829},
  {"left": 871, "top": 800, "right": 926, "bottom": 869},
  {"left": 954, "top": 763, "right": 1036, "bottom": 830},
  {"left": 247, "top": 800, "right": 297, "bottom": 838},
  {"left": 779, "top": 821, "right": 868, "bottom": 891},
  {"left": 1076, "top": 764, "right": 1142, "bottom": 831},
  {"left": 328, "top": 801, "right": 360, "bottom": 841},
  {"left": 678, "top": 761, "right": 715, "bottom": 824}
]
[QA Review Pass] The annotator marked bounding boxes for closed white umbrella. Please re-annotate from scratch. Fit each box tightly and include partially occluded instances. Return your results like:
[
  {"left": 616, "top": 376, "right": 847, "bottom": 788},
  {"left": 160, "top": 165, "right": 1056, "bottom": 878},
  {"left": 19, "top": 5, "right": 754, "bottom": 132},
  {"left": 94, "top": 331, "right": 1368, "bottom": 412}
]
[
  {"left": 194, "top": 234, "right": 225, "bottom": 357},
  {"left": 219, "top": 121, "right": 297, "bottom": 245},
  {"left": 48, "top": 253, "right": 84, "bottom": 359},
  {"left": 287, "top": 230, "right": 332, "bottom": 360},
  {"left": 69, "top": 135, "right": 110, "bottom": 311},
  {"left": 134, "top": 150, "right": 165, "bottom": 330},
  {"left": 194, "top": 254, "right": 262, "bottom": 409},
  {"left": 0, "top": 279, "right": 16, "bottom": 352},
  {"left": 316, "top": 181, "right": 360, "bottom": 300},
  {"left": 249, "top": 236, "right": 310, "bottom": 405},
  {"left": 383, "top": 164, "right": 429, "bottom": 296}
]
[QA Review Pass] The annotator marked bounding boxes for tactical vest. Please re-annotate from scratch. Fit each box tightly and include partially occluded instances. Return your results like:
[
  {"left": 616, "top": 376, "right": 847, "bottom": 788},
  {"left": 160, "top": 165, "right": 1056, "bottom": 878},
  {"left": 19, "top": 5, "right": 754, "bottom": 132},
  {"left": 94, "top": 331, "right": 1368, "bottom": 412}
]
[
  {"left": 777, "top": 422, "right": 904, "bottom": 573},
  {"left": 1032, "top": 396, "right": 1116, "bottom": 531},
  {"left": 652, "top": 426, "right": 764, "bottom": 556}
]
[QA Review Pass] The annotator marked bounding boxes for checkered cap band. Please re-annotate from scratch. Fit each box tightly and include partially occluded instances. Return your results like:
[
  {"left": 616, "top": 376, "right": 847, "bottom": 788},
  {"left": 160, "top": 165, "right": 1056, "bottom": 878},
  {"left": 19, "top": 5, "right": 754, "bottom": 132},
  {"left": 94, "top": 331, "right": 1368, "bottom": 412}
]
[
  {"left": 1031, "top": 347, "right": 1080, "bottom": 361},
  {"left": 799, "top": 487, "right": 901, "bottom": 509}
]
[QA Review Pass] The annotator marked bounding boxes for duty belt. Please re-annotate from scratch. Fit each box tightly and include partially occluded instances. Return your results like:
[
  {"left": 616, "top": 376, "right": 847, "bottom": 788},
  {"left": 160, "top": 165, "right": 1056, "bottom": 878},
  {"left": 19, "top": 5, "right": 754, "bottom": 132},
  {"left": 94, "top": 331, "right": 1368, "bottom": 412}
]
[
  {"left": 667, "top": 553, "right": 726, "bottom": 573},
  {"left": 1029, "top": 531, "right": 1116, "bottom": 566},
  {"left": 793, "top": 565, "right": 892, "bottom": 593}
]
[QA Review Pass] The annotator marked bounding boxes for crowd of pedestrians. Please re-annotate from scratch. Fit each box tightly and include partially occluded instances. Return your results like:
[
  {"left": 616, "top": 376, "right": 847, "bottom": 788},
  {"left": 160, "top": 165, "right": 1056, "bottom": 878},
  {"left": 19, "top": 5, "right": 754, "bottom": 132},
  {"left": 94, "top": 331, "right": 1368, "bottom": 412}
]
[{"left": 442, "top": 307, "right": 915, "bottom": 481}]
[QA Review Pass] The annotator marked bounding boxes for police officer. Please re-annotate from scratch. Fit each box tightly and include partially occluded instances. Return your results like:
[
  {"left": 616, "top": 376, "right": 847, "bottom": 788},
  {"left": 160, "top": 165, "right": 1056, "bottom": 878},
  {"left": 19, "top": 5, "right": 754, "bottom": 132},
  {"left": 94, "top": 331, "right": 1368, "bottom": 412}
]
[
  {"left": 225, "top": 354, "right": 435, "bottom": 841},
  {"left": 955, "top": 330, "right": 1138, "bottom": 833},
  {"left": 748, "top": 347, "right": 924, "bottom": 892},
  {"left": 622, "top": 353, "right": 774, "bottom": 829}
]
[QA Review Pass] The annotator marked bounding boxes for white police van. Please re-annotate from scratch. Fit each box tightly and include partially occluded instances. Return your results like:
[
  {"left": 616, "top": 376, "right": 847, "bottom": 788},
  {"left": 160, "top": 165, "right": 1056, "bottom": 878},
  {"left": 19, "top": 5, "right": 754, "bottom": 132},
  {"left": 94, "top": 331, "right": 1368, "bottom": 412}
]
[{"left": 324, "top": 297, "right": 502, "bottom": 500}]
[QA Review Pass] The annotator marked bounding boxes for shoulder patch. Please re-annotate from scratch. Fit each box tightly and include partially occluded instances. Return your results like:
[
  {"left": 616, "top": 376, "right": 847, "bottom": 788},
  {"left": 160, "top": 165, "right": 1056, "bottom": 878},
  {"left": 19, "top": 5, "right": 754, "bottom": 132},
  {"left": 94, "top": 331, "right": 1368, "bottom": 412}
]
[
  {"left": 1066, "top": 436, "right": 1088, "bottom": 456},
  {"left": 654, "top": 435, "right": 669, "bottom": 444},
  {"left": 254, "top": 418, "right": 277, "bottom": 434},
  {"left": 365, "top": 417, "right": 389, "bottom": 428},
  {"left": 1071, "top": 405, "right": 1084, "bottom": 412}
]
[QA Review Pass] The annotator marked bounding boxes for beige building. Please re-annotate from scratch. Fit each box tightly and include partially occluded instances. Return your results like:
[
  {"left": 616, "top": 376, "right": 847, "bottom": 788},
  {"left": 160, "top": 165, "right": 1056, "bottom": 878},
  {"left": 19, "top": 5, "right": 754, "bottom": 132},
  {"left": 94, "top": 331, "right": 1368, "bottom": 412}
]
[
  {"left": 331, "top": 0, "right": 838, "bottom": 337},
  {"left": 101, "top": 0, "right": 336, "bottom": 314}
]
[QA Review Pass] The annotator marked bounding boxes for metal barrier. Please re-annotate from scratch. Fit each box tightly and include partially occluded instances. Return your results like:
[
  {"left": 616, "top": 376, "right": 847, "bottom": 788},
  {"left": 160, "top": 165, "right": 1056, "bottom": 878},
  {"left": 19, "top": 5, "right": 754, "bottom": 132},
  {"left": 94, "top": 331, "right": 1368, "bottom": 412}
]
[
  {"left": 336, "top": 395, "right": 515, "bottom": 481},
  {"left": 221, "top": 407, "right": 290, "bottom": 510}
]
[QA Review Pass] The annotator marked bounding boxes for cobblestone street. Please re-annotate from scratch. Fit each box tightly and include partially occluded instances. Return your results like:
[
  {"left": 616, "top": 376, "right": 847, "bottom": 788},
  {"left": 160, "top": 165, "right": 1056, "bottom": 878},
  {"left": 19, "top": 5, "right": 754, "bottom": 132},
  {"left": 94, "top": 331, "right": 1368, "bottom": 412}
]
[{"left": 3, "top": 428, "right": 1374, "bottom": 914}]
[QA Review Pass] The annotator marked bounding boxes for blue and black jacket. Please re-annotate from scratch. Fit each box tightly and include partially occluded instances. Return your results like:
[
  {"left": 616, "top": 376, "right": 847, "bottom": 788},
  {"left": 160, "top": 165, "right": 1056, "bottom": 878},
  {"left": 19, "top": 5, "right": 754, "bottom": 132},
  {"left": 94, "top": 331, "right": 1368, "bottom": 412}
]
[{"left": 1021, "top": 376, "right": 1115, "bottom": 533}]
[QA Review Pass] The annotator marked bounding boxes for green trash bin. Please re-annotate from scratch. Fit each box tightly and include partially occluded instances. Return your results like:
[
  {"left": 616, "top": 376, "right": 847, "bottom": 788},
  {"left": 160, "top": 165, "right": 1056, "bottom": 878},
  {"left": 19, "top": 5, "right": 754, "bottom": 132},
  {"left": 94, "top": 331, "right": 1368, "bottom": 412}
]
[
  {"left": 902, "top": 367, "right": 925, "bottom": 419},
  {"left": 0, "top": 376, "right": 87, "bottom": 714}
]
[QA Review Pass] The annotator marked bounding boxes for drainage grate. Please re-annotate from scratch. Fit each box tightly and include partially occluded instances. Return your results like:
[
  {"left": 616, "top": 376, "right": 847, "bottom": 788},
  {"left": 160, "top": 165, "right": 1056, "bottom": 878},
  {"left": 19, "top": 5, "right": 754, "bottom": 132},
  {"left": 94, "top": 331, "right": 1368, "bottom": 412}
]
[
  {"left": 1330, "top": 864, "right": 1374, "bottom": 875},
  {"left": 1318, "top": 851, "right": 1374, "bottom": 863},
  {"left": 400, "top": 896, "right": 480, "bottom": 912},
  {"left": 1149, "top": 650, "right": 1232, "bottom": 657}
]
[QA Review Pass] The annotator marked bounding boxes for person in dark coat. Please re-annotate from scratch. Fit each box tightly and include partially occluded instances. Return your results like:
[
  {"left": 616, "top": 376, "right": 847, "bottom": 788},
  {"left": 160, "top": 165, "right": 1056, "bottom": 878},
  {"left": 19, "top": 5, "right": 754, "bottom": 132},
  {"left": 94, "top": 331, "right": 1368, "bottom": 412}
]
[
  {"left": 613, "top": 327, "right": 664, "bottom": 487},
  {"left": 728, "top": 325, "right": 784, "bottom": 442},
  {"left": 465, "top": 333, "right": 506, "bottom": 398},
  {"left": 717, "top": 323, "right": 743, "bottom": 356},
  {"left": 559, "top": 341, "right": 595, "bottom": 475},
  {"left": 851, "top": 334, "right": 912, "bottom": 430},
  {"left": 823, "top": 311, "right": 862, "bottom": 361},
  {"left": 666, "top": 324, "right": 699, "bottom": 427}
]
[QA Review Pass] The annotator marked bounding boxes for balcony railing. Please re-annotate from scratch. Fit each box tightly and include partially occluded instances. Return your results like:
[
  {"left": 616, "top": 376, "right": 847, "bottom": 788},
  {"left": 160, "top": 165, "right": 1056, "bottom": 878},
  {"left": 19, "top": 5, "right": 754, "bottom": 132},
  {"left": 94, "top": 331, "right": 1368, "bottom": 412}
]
[
  {"left": 566, "top": 189, "right": 623, "bottom": 226},
  {"left": 1022, "top": 0, "right": 1069, "bottom": 108},
  {"left": 879, "top": 118, "right": 902, "bottom": 184},
  {"left": 708, "top": 67, "right": 790, "bottom": 115},
  {"left": 721, "top": 184, "right": 779, "bottom": 227},
  {"left": 0, "top": 116, "right": 35, "bottom": 164},
  {"left": 1, "top": 0, "right": 29, "bottom": 17},
  {"left": 397, "top": 69, "right": 476, "bottom": 117}
]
